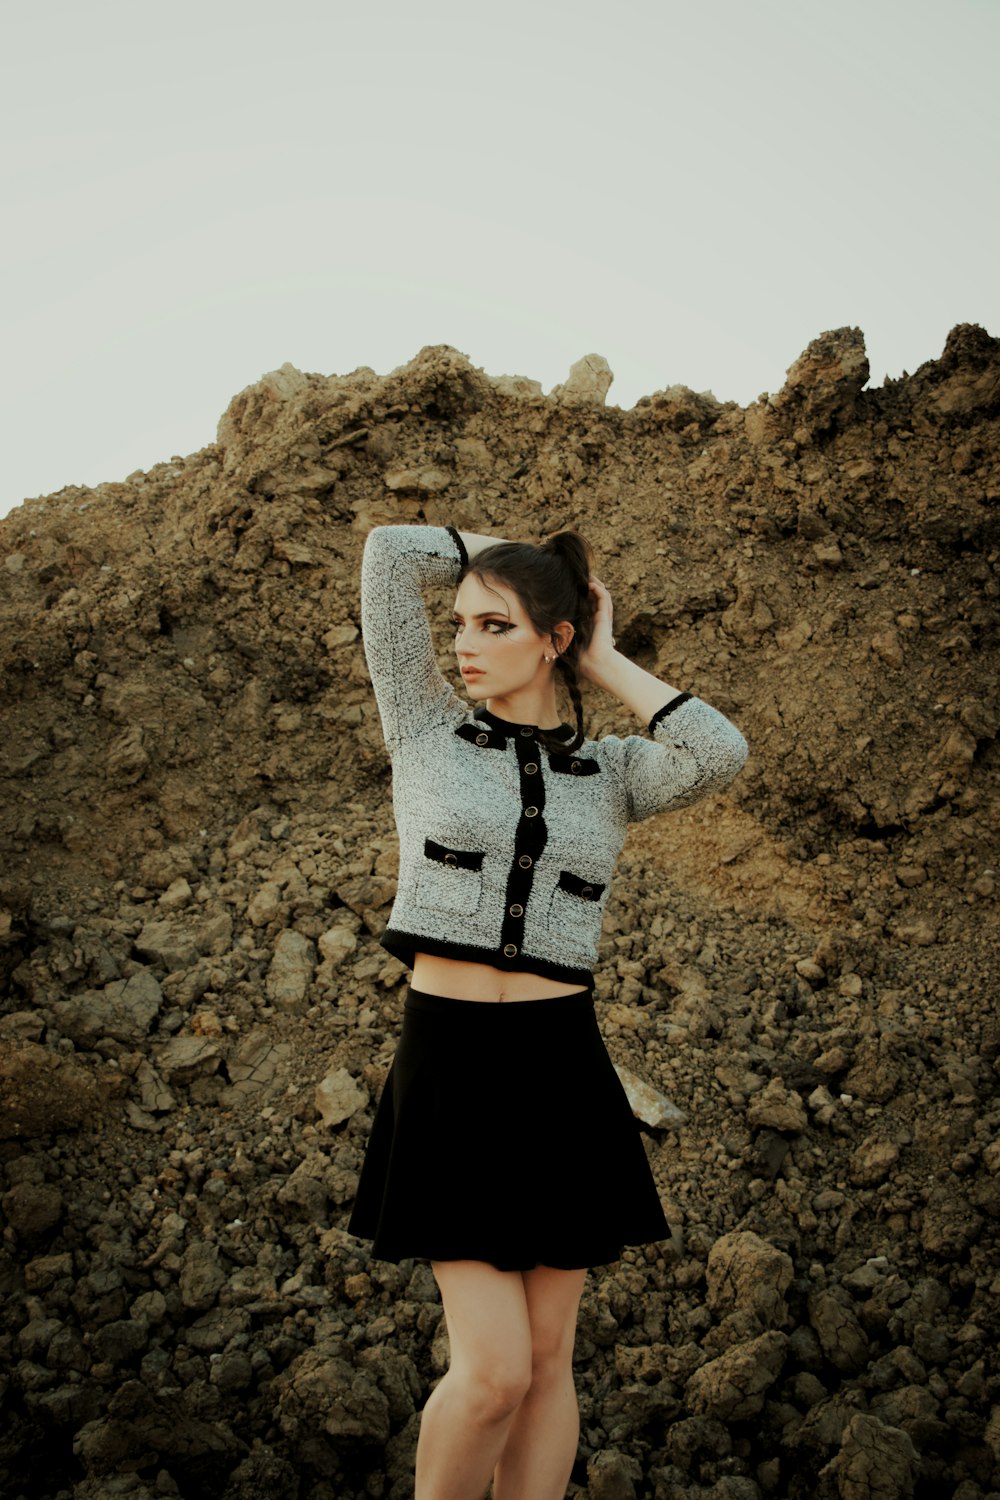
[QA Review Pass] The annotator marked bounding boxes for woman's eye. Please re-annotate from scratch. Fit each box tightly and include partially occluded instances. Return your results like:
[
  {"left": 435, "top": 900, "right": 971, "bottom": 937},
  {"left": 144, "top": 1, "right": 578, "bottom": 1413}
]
[{"left": 485, "top": 621, "right": 513, "bottom": 635}]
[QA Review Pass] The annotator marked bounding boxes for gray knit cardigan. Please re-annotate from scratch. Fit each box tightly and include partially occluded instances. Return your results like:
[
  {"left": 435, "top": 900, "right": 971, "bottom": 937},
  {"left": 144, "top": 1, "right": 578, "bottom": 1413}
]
[{"left": 361, "top": 524, "right": 748, "bottom": 987}]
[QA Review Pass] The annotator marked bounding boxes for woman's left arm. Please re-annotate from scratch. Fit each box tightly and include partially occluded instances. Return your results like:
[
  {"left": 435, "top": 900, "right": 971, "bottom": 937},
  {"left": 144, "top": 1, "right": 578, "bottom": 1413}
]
[
  {"left": 579, "top": 578, "right": 748, "bottom": 818},
  {"left": 577, "top": 578, "right": 684, "bottom": 722}
]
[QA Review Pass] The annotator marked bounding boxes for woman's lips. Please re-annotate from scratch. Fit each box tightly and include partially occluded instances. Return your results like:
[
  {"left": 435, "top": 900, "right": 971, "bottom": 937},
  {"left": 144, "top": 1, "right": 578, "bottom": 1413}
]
[{"left": 461, "top": 668, "right": 484, "bottom": 679}]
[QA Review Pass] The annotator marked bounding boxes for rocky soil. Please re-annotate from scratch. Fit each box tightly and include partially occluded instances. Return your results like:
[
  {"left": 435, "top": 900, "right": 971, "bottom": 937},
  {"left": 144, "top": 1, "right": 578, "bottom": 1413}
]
[{"left": 0, "top": 325, "right": 998, "bottom": 1500}]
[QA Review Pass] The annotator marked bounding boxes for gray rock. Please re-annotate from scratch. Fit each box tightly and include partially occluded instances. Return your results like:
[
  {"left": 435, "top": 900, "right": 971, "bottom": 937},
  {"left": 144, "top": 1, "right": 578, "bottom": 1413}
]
[
  {"left": 223, "top": 1028, "right": 292, "bottom": 1100},
  {"left": 850, "top": 1136, "right": 900, "bottom": 1186},
  {"left": 1, "top": 1180, "right": 64, "bottom": 1241},
  {"left": 53, "top": 970, "right": 162, "bottom": 1048},
  {"left": 614, "top": 1065, "right": 687, "bottom": 1128},
  {"left": 685, "top": 1331, "right": 788, "bottom": 1420},
  {"left": 705, "top": 1232, "right": 793, "bottom": 1329},
  {"left": 154, "top": 1034, "right": 222, "bottom": 1085},
  {"left": 91, "top": 1317, "right": 149, "bottom": 1367},
  {"left": 317, "top": 923, "right": 358, "bottom": 970},
  {"left": 549, "top": 353, "right": 614, "bottom": 406},
  {"left": 276, "top": 1345, "right": 391, "bottom": 1453},
  {"left": 246, "top": 880, "right": 283, "bottom": 927},
  {"left": 586, "top": 1447, "right": 642, "bottom": 1499},
  {"left": 820, "top": 1412, "right": 919, "bottom": 1499},
  {"left": 135, "top": 913, "right": 232, "bottom": 970},
  {"left": 747, "top": 1078, "right": 808, "bottom": 1133},
  {"left": 808, "top": 1289, "right": 870, "bottom": 1374},
  {"left": 134, "top": 919, "right": 198, "bottom": 970},
  {"left": 179, "top": 1242, "right": 226, "bottom": 1312},
  {"left": 315, "top": 1066, "right": 368, "bottom": 1127},
  {"left": 266, "top": 929, "right": 316, "bottom": 1012}
]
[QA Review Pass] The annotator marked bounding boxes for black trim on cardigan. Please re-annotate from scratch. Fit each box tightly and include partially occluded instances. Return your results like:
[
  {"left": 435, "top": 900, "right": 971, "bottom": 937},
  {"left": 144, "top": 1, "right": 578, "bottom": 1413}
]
[
  {"left": 497, "top": 731, "right": 550, "bottom": 962},
  {"left": 424, "top": 838, "right": 485, "bottom": 872},
  {"left": 446, "top": 526, "right": 469, "bottom": 569},
  {"left": 649, "top": 693, "right": 693, "bottom": 732},
  {"left": 455, "top": 723, "right": 506, "bottom": 750},
  {"left": 548, "top": 752, "right": 601, "bottom": 777},
  {"left": 557, "top": 870, "right": 606, "bottom": 901},
  {"left": 379, "top": 927, "right": 595, "bottom": 989},
  {"left": 473, "top": 707, "right": 574, "bottom": 743}
]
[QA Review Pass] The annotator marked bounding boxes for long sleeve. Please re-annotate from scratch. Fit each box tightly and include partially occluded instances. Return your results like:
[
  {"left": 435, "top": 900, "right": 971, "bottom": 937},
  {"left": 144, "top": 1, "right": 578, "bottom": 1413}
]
[
  {"left": 607, "top": 693, "right": 748, "bottom": 822},
  {"left": 360, "top": 524, "right": 469, "bottom": 750}
]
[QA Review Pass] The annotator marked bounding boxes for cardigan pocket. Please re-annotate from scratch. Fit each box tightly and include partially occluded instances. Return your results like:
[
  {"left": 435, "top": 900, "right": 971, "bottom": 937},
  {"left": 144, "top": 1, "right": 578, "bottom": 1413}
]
[
  {"left": 547, "top": 869, "right": 606, "bottom": 940},
  {"left": 415, "top": 838, "right": 485, "bottom": 916}
]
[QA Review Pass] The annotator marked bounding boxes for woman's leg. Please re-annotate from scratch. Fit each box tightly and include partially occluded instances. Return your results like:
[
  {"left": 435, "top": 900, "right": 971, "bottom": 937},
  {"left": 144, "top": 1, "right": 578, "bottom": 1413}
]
[
  {"left": 415, "top": 1260, "right": 533, "bottom": 1500},
  {"left": 492, "top": 1265, "right": 588, "bottom": 1500}
]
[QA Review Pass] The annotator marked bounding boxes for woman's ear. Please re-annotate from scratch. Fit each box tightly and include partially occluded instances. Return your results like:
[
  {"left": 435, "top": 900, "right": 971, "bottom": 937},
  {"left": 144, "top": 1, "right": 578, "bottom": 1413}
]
[{"left": 552, "top": 621, "right": 575, "bottom": 656}]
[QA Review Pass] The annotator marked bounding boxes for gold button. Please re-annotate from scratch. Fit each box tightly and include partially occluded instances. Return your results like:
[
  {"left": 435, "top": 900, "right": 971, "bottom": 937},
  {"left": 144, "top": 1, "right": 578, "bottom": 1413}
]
[
  {"left": 520, "top": 727, "right": 533, "bottom": 737},
  {"left": 503, "top": 943, "right": 518, "bottom": 957},
  {"left": 571, "top": 760, "right": 582, "bottom": 774},
  {"left": 444, "top": 853, "right": 458, "bottom": 866},
  {"left": 518, "top": 855, "right": 533, "bottom": 869},
  {"left": 509, "top": 904, "right": 524, "bottom": 918},
  {"left": 581, "top": 885, "right": 594, "bottom": 898},
  {"left": 524, "top": 806, "right": 539, "bottom": 818},
  {"left": 475, "top": 732, "right": 489, "bottom": 746},
  {"left": 524, "top": 762, "right": 539, "bottom": 775}
]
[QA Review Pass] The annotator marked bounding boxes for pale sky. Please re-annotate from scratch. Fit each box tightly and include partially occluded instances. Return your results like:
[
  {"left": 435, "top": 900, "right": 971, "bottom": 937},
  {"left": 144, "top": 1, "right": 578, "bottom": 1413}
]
[{"left": 2, "top": 0, "right": 997, "bottom": 519}]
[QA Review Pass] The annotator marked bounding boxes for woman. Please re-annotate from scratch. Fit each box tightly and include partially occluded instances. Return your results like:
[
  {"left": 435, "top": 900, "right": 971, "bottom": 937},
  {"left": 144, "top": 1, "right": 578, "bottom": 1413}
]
[{"left": 347, "top": 523, "right": 747, "bottom": 1500}]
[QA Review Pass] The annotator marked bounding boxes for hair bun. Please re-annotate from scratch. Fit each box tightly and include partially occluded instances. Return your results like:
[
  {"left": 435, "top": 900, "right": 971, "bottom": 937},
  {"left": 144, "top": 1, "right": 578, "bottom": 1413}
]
[{"left": 542, "top": 530, "right": 593, "bottom": 583}]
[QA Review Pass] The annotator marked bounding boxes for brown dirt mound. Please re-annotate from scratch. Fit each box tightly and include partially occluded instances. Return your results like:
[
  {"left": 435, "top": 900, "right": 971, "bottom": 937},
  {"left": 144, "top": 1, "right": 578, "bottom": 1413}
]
[{"left": 0, "top": 326, "right": 998, "bottom": 1499}]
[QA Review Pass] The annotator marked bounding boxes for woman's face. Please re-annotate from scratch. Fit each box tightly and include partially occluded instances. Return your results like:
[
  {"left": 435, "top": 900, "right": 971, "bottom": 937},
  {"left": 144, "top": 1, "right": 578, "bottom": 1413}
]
[{"left": 452, "top": 572, "right": 557, "bottom": 703}]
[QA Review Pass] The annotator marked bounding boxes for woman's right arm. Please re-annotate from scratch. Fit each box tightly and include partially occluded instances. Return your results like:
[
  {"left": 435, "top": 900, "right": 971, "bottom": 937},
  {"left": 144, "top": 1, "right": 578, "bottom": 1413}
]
[
  {"left": 458, "top": 530, "right": 510, "bottom": 560},
  {"left": 360, "top": 525, "right": 468, "bottom": 749}
]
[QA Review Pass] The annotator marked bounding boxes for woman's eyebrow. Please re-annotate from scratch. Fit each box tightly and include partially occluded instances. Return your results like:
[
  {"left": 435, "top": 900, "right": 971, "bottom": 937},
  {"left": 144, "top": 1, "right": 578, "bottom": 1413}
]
[{"left": 452, "top": 610, "right": 512, "bottom": 622}]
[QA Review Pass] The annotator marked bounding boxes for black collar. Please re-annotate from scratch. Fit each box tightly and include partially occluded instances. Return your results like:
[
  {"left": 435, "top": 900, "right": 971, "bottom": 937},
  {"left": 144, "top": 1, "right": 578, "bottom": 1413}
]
[{"left": 473, "top": 706, "right": 574, "bottom": 741}]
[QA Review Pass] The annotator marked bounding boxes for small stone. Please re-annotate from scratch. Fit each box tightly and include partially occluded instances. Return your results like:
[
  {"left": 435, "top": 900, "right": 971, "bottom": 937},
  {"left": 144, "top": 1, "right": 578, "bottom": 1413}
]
[
  {"left": 549, "top": 353, "right": 614, "bottom": 406},
  {"left": 815, "top": 1045, "right": 851, "bottom": 1075},
  {"left": 317, "top": 924, "right": 358, "bottom": 970},
  {"left": 614, "top": 1065, "right": 687, "bottom": 1128},
  {"left": 322, "top": 624, "right": 359, "bottom": 650},
  {"left": 248, "top": 876, "right": 283, "bottom": 924},
  {"left": 813, "top": 540, "right": 844, "bottom": 568},
  {"left": 872, "top": 629, "right": 904, "bottom": 668},
  {"left": 685, "top": 1331, "right": 788, "bottom": 1419},
  {"left": 822, "top": 1412, "right": 919, "bottom": 1498},
  {"left": 850, "top": 1137, "right": 900, "bottom": 1186},
  {"left": 158, "top": 878, "right": 193, "bottom": 912},
  {"left": 809, "top": 1290, "right": 870, "bottom": 1373},
  {"left": 315, "top": 1067, "right": 368, "bottom": 1128},
  {"left": 266, "top": 929, "right": 316, "bottom": 1012},
  {"left": 706, "top": 1231, "right": 794, "bottom": 1327},
  {"left": 180, "top": 1241, "right": 226, "bottom": 1312},
  {"left": 893, "top": 919, "right": 937, "bottom": 947},
  {"left": 586, "top": 1448, "right": 642, "bottom": 1500},
  {"left": 1, "top": 1181, "right": 64, "bottom": 1241},
  {"left": 384, "top": 466, "right": 452, "bottom": 493},
  {"left": 155, "top": 1034, "right": 222, "bottom": 1085},
  {"left": 795, "top": 958, "right": 826, "bottom": 984},
  {"left": 747, "top": 1078, "right": 808, "bottom": 1133}
]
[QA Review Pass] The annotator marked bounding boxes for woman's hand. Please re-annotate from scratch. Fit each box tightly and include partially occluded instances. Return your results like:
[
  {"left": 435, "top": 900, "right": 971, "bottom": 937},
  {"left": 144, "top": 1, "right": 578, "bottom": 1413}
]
[
  {"left": 577, "top": 577, "right": 686, "bottom": 723},
  {"left": 576, "top": 578, "right": 619, "bottom": 684}
]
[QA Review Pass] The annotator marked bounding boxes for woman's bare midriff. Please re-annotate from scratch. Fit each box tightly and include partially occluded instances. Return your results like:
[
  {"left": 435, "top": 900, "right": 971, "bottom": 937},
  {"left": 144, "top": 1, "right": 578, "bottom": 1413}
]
[{"left": 411, "top": 952, "right": 586, "bottom": 1002}]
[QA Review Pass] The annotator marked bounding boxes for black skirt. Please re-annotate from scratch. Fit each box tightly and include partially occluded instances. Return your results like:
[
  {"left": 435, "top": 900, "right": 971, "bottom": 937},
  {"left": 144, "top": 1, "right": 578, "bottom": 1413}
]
[{"left": 347, "top": 986, "right": 670, "bottom": 1272}]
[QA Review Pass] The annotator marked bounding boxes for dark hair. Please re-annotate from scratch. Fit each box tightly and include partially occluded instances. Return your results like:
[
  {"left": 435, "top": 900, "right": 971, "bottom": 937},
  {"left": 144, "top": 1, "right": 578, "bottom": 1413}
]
[{"left": 459, "top": 531, "right": 596, "bottom": 754}]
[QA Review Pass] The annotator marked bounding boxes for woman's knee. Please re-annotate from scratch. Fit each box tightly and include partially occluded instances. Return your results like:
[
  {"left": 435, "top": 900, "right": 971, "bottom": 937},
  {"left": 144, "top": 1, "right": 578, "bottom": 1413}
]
[
  {"left": 528, "top": 1321, "right": 577, "bottom": 1386},
  {"left": 459, "top": 1359, "right": 533, "bottom": 1422}
]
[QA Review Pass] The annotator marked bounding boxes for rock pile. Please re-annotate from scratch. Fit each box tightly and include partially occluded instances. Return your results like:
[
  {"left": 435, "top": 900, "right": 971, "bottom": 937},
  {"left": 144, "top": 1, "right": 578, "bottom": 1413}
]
[{"left": 1, "top": 327, "right": 998, "bottom": 1498}]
